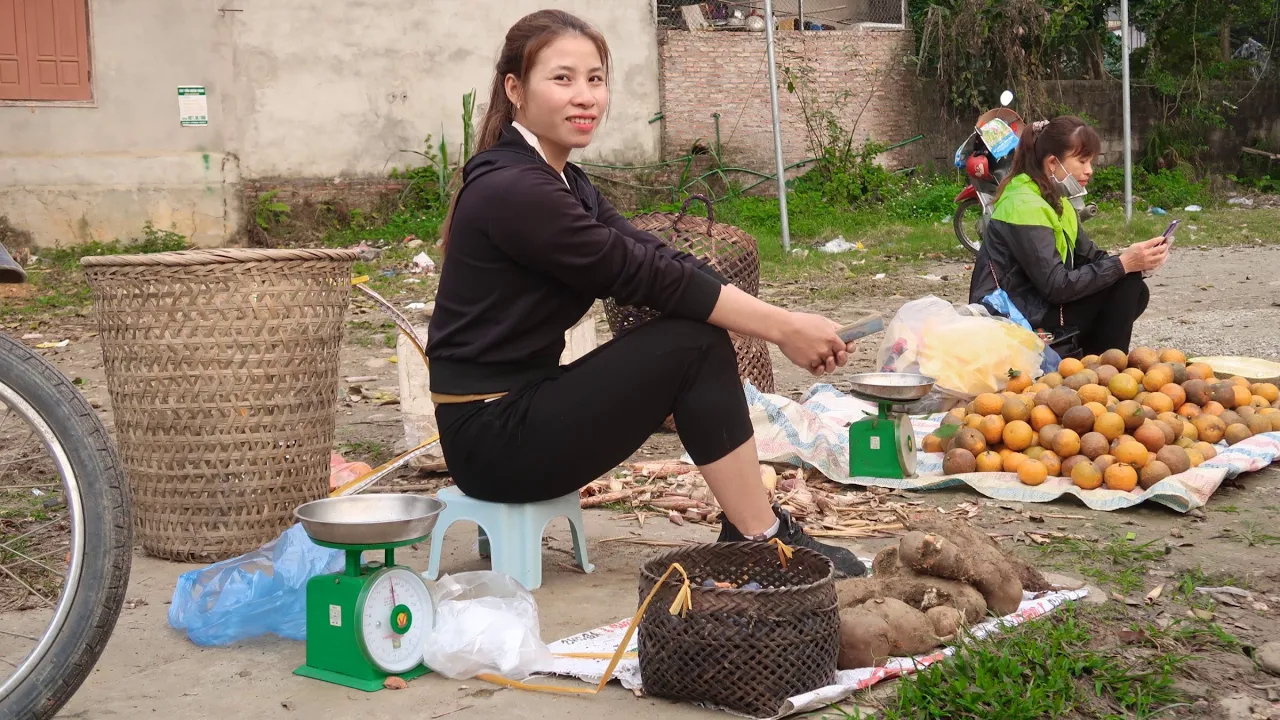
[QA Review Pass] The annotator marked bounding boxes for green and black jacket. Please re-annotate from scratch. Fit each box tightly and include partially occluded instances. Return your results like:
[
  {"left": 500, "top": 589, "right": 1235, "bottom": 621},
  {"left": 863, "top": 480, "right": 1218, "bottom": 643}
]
[{"left": 968, "top": 174, "right": 1125, "bottom": 328}]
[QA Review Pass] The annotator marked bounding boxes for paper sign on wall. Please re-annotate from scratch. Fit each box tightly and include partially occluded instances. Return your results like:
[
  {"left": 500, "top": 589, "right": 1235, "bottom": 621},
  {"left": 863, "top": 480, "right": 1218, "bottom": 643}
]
[{"left": 178, "top": 86, "right": 209, "bottom": 126}]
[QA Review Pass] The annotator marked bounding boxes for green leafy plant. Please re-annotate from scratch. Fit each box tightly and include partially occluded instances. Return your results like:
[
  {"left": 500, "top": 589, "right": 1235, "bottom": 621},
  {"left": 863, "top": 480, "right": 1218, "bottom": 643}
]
[{"left": 254, "top": 190, "right": 292, "bottom": 231}]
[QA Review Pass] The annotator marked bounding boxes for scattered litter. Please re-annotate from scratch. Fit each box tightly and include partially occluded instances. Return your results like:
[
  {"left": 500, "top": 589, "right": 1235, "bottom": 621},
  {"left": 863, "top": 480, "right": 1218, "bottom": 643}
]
[
  {"left": 345, "top": 375, "right": 378, "bottom": 383},
  {"left": 918, "top": 274, "right": 945, "bottom": 282},
  {"left": 20, "top": 333, "right": 41, "bottom": 340},
  {"left": 125, "top": 597, "right": 148, "bottom": 610},
  {"left": 819, "top": 237, "right": 864, "bottom": 254},
  {"left": 1145, "top": 584, "right": 1164, "bottom": 603},
  {"left": 1195, "top": 585, "right": 1253, "bottom": 598},
  {"left": 351, "top": 242, "right": 382, "bottom": 262},
  {"left": 1228, "top": 196, "right": 1254, "bottom": 207},
  {"left": 1185, "top": 205, "right": 1203, "bottom": 212},
  {"left": 35, "top": 340, "right": 70, "bottom": 349},
  {"left": 383, "top": 676, "right": 408, "bottom": 690},
  {"left": 791, "top": 249, "right": 810, "bottom": 258},
  {"left": 30, "top": 488, "right": 44, "bottom": 497},
  {"left": 405, "top": 302, "right": 427, "bottom": 310},
  {"left": 1150, "top": 207, "right": 1168, "bottom": 215},
  {"left": 330, "top": 453, "right": 374, "bottom": 490},
  {"left": 873, "top": 273, "right": 887, "bottom": 280},
  {"left": 1192, "top": 608, "right": 1215, "bottom": 620},
  {"left": 941, "top": 215, "right": 953, "bottom": 224},
  {"left": 404, "top": 235, "right": 424, "bottom": 249},
  {"left": 405, "top": 278, "right": 422, "bottom": 284},
  {"left": 412, "top": 252, "right": 436, "bottom": 273}
]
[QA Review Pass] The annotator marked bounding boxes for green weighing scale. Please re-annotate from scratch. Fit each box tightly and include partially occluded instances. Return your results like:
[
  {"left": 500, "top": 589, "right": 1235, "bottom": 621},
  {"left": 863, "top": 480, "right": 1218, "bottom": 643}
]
[
  {"left": 292, "top": 494, "right": 445, "bottom": 691},
  {"left": 846, "top": 372, "right": 937, "bottom": 479}
]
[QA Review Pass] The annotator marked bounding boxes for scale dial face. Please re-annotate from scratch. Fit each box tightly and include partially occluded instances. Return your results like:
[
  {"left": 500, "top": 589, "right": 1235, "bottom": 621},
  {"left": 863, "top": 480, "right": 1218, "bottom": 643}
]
[
  {"left": 896, "top": 415, "right": 917, "bottom": 477},
  {"left": 356, "top": 566, "right": 433, "bottom": 674}
]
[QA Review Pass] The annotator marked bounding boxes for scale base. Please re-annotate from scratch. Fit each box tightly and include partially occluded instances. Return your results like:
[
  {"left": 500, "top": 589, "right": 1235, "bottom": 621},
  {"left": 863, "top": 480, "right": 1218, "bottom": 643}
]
[{"left": 293, "top": 662, "right": 431, "bottom": 692}]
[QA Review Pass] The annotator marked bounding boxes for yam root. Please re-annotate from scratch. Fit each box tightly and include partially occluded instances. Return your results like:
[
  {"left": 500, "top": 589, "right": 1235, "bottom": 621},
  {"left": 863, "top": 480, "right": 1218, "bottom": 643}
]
[
  {"left": 906, "top": 515, "right": 1052, "bottom": 593},
  {"left": 838, "top": 608, "right": 892, "bottom": 670},
  {"left": 871, "top": 546, "right": 901, "bottom": 577},
  {"left": 857, "top": 597, "right": 944, "bottom": 657},
  {"left": 899, "top": 531, "right": 1024, "bottom": 617},
  {"left": 926, "top": 606, "right": 963, "bottom": 638},
  {"left": 835, "top": 574, "right": 987, "bottom": 624}
]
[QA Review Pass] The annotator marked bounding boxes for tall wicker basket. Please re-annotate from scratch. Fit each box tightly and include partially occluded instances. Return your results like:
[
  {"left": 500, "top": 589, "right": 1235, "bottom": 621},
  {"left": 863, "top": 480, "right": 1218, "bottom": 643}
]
[
  {"left": 603, "top": 195, "right": 775, "bottom": 398},
  {"left": 81, "top": 248, "right": 359, "bottom": 562}
]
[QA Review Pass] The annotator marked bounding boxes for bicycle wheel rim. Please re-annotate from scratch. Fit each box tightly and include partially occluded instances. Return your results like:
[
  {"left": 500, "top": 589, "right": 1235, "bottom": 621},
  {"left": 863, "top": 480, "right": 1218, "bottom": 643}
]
[{"left": 0, "top": 379, "right": 85, "bottom": 699}]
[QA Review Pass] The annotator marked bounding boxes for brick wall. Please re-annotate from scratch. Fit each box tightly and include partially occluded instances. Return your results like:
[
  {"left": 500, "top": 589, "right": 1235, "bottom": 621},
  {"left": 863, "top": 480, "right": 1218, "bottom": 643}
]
[{"left": 659, "top": 29, "right": 918, "bottom": 174}]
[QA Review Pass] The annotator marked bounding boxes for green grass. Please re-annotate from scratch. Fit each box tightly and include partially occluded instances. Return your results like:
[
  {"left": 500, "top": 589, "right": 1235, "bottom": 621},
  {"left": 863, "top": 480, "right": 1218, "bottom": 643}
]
[
  {"left": 1225, "top": 521, "right": 1280, "bottom": 547},
  {"left": 1034, "top": 535, "right": 1166, "bottom": 594},
  {"left": 880, "top": 606, "right": 1185, "bottom": 720},
  {"left": 335, "top": 440, "right": 392, "bottom": 466}
]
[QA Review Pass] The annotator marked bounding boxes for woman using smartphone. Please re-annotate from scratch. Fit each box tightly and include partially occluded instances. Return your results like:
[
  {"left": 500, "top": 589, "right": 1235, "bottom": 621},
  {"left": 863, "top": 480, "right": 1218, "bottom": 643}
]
[{"left": 427, "top": 9, "right": 865, "bottom": 577}]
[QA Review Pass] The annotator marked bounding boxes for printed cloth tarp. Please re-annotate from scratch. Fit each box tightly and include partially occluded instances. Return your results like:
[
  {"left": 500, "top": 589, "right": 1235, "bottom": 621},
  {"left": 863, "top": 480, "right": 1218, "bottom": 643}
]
[
  {"left": 738, "top": 382, "right": 1280, "bottom": 514},
  {"left": 543, "top": 581, "right": 1089, "bottom": 719}
]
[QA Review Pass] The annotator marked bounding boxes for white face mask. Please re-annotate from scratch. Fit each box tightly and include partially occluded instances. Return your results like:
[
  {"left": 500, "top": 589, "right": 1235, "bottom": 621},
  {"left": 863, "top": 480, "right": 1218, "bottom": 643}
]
[{"left": 1051, "top": 158, "right": 1089, "bottom": 211}]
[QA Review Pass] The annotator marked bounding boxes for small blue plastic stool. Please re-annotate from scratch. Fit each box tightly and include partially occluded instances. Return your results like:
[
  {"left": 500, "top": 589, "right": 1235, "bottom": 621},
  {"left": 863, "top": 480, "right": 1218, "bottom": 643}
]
[{"left": 425, "top": 485, "right": 594, "bottom": 591}]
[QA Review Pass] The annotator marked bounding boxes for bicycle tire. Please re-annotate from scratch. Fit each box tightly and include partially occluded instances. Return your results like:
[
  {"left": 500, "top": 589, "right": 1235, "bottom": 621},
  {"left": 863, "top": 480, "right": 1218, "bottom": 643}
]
[
  {"left": 0, "top": 333, "right": 131, "bottom": 720},
  {"left": 954, "top": 197, "right": 985, "bottom": 255}
]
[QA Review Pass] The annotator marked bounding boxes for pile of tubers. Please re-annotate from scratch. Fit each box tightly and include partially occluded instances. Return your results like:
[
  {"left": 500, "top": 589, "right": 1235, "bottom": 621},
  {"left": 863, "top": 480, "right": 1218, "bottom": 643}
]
[{"left": 834, "top": 517, "right": 1053, "bottom": 670}]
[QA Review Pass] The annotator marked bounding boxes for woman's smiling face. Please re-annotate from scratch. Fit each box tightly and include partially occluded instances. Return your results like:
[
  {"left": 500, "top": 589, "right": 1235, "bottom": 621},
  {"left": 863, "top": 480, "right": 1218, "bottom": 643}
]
[{"left": 507, "top": 33, "right": 609, "bottom": 163}]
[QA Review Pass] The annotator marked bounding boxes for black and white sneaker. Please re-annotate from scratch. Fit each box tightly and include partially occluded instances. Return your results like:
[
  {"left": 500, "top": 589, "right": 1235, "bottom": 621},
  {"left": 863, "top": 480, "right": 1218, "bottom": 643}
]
[{"left": 718, "top": 503, "right": 867, "bottom": 578}]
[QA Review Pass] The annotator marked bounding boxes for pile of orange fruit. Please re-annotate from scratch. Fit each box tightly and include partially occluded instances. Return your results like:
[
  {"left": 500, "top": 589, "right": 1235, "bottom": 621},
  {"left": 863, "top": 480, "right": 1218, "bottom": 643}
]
[{"left": 923, "top": 347, "right": 1280, "bottom": 492}]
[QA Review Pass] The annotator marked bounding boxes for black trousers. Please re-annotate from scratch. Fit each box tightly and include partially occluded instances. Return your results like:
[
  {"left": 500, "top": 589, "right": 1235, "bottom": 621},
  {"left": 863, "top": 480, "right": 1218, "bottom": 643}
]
[
  {"left": 434, "top": 318, "right": 755, "bottom": 504},
  {"left": 1048, "top": 272, "right": 1150, "bottom": 355}
]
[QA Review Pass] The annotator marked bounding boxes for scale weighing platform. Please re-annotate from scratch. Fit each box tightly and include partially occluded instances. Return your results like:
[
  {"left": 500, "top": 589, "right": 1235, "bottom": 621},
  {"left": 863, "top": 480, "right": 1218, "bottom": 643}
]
[
  {"left": 845, "top": 372, "right": 937, "bottom": 480},
  {"left": 293, "top": 494, "right": 444, "bottom": 691}
]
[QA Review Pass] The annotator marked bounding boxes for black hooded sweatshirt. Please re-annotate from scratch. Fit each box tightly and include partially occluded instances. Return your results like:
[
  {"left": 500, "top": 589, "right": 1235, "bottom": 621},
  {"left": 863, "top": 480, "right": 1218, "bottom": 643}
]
[{"left": 426, "top": 123, "right": 729, "bottom": 395}]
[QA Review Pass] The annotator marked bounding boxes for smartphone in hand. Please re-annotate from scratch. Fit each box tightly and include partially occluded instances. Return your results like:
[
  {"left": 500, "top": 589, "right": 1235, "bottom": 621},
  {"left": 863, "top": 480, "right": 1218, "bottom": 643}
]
[{"left": 1158, "top": 219, "right": 1179, "bottom": 246}]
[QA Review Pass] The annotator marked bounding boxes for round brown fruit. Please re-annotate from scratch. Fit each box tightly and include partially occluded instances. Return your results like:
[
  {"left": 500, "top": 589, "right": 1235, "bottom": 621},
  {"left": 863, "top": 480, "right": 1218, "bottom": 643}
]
[
  {"left": 1144, "top": 364, "right": 1175, "bottom": 392},
  {"left": 1052, "top": 428, "right": 1082, "bottom": 458},
  {"left": 1071, "top": 460, "right": 1103, "bottom": 490},
  {"left": 977, "top": 415, "right": 1007, "bottom": 445},
  {"left": 1238, "top": 405, "right": 1256, "bottom": 419},
  {"left": 1252, "top": 395, "right": 1270, "bottom": 408},
  {"left": 1095, "top": 454, "right": 1117, "bottom": 473},
  {"left": 1139, "top": 461, "right": 1171, "bottom": 489},
  {"left": 1253, "top": 383, "right": 1280, "bottom": 403},
  {"left": 1135, "top": 391, "right": 1150, "bottom": 407},
  {"left": 1080, "top": 432, "right": 1110, "bottom": 460},
  {"left": 1181, "top": 422, "right": 1199, "bottom": 441},
  {"left": 1203, "top": 401, "right": 1226, "bottom": 417},
  {"left": 1224, "top": 424, "right": 1253, "bottom": 445},
  {"left": 1095, "top": 365, "right": 1119, "bottom": 386},
  {"left": 1176, "top": 437, "right": 1195, "bottom": 449},
  {"left": 1082, "top": 354, "right": 1101, "bottom": 369},
  {"left": 1177, "top": 403, "right": 1202, "bottom": 419},
  {"left": 1129, "top": 347, "right": 1159, "bottom": 372},
  {"left": 1191, "top": 415, "right": 1226, "bottom": 444},
  {"left": 1116, "top": 400, "right": 1146, "bottom": 432},
  {"left": 1002, "top": 452, "right": 1029, "bottom": 473},
  {"left": 1100, "top": 348, "right": 1128, "bottom": 370},
  {"left": 1061, "top": 454, "right": 1090, "bottom": 478},
  {"left": 1062, "top": 406, "right": 1096, "bottom": 435},
  {"left": 1115, "top": 440, "right": 1150, "bottom": 468},
  {"left": 1144, "top": 392, "right": 1175, "bottom": 415},
  {"left": 975, "top": 393, "right": 1004, "bottom": 416},
  {"left": 1108, "top": 373, "right": 1140, "bottom": 401},
  {"left": 954, "top": 427, "right": 988, "bottom": 456},
  {"left": 1034, "top": 389, "right": 1054, "bottom": 408},
  {"left": 1230, "top": 376, "right": 1252, "bottom": 388},
  {"left": 976, "top": 450, "right": 1004, "bottom": 472},
  {"left": 1153, "top": 420, "right": 1177, "bottom": 445},
  {"left": 1048, "top": 388, "right": 1082, "bottom": 418},
  {"left": 943, "top": 448, "right": 977, "bottom": 475},
  {"left": 1105, "top": 463, "right": 1140, "bottom": 492},
  {"left": 1039, "top": 424, "right": 1064, "bottom": 450},
  {"left": 1095, "top": 412, "right": 1126, "bottom": 441},
  {"left": 1041, "top": 372, "right": 1064, "bottom": 388},
  {"left": 1157, "top": 412, "right": 1185, "bottom": 436},
  {"left": 1182, "top": 379, "right": 1209, "bottom": 407},
  {"left": 1018, "top": 459, "right": 1049, "bottom": 486},
  {"left": 1160, "top": 384, "right": 1186, "bottom": 409},
  {"left": 1142, "top": 406, "right": 1158, "bottom": 422},
  {"left": 1002, "top": 396, "right": 1031, "bottom": 423},
  {"left": 1185, "top": 362, "right": 1215, "bottom": 381},
  {"left": 923, "top": 434, "right": 945, "bottom": 453},
  {"left": 1158, "top": 348, "right": 1186, "bottom": 365},
  {"left": 1040, "top": 451, "right": 1062, "bottom": 477},
  {"left": 1218, "top": 410, "right": 1243, "bottom": 428},
  {"left": 1211, "top": 382, "right": 1238, "bottom": 409},
  {"left": 1134, "top": 423, "right": 1166, "bottom": 453},
  {"left": 1192, "top": 442, "right": 1217, "bottom": 461},
  {"left": 1078, "top": 384, "right": 1109, "bottom": 405},
  {"left": 1003, "top": 421, "right": 1035, "bottom": 452},
  {"left": 1171, "top": 363, "right": 1188, "bottom": 385},
  {"left": 1185, "top": 448, "right": 1206, "bottom": 467},
  {"left": 1030, "top": 406, "right": 1058, "bottom": 432},
  {"left": 1272, "top": 413, "right": 1280, "bottom": 432},
  {"left": 1064, "top": 373, "right": 1093, "bottom": 391},
  {"left": 1156, "top": 446, "right": 1191, "bottom": 475},
  {"left": 1059, "top": 358, "right": 1084, "bottom": 378}
]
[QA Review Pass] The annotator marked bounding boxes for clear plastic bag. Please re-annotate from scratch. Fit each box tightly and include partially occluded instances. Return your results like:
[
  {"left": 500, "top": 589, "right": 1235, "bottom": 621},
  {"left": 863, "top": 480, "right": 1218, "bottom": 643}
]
[
  {"left": 877, "top": 295, "right": 1045, "bottom": 396},
  {"left": 168, "top": 523, "right": 345, "bottom": 647},
  {"left": 421, "top": 571, "right": 554, "bottom": 680}
]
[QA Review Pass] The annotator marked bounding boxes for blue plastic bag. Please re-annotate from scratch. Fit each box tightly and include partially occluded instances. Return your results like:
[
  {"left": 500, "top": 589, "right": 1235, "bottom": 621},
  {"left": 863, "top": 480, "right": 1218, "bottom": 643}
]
[{"left": 168, "top": 523, "right": 345, "bottom": 646}]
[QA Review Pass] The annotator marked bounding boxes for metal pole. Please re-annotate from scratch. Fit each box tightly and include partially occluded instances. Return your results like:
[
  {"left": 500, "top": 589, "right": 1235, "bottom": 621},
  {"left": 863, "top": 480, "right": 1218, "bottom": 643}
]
[
  {"left": 764, "top": 0, "right": 792, "bottom": 253},
  {"left": 1121, "top": 0, "right": 1133, "bottom": 223},
  {"left": 798, "top": 0, "right": 805, "bottom": 28}
]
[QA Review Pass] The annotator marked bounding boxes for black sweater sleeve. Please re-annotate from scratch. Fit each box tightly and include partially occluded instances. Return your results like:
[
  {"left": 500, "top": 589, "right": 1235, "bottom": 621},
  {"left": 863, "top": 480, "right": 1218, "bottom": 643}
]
[
  {"left": 487, "top": 166, "right": 724, "bottom": 319},
  {"left": 594, "top": 193, "right": 732, "bottom": 286}
]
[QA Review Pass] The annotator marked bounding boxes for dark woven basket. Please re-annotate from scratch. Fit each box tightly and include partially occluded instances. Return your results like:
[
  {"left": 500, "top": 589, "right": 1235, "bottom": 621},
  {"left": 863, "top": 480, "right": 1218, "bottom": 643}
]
[
  {"left": 636, "top": 542, "right": 839, "bottom": 718},
  {"left": 604, "top": 195, "right": 774, "bottom": 396}
]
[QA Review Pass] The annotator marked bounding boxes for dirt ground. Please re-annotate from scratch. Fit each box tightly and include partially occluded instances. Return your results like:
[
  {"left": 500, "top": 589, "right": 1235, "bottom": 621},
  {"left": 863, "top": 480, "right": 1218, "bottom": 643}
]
[{"left": 6, "top": 244, "right": 1280, "bottom": 718}]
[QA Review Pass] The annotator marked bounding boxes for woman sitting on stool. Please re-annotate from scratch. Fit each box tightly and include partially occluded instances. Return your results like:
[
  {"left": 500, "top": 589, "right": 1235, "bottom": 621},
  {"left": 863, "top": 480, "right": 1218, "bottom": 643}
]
[
  {"left": 968, "top": 116, "right": 1169, "bottom": 354},
  {"left": 427, "top": 10, "right": 865, "bottom": 577}
]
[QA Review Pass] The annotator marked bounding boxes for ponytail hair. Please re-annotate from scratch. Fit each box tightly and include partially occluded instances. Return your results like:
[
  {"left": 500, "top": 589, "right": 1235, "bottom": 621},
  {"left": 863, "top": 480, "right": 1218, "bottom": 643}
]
[
  {"left": 997, "top": 116, "right": 1101, "bottom": 215},
  {"left": 438, "top": 10, "right": 611, "bottom": 251}
]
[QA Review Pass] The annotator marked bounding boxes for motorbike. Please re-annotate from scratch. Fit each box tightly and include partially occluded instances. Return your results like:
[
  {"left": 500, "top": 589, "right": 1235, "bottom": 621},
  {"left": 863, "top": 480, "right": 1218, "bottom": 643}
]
[{"left": 951, "top": 91, "right": 1097, "bottom": 254}]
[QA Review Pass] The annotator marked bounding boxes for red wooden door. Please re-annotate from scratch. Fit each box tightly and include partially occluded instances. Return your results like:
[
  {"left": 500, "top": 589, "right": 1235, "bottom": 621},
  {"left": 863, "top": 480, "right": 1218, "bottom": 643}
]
[
  {"left": 0, "top": 0, "right": 30, "bottom": 100},
  {"left": 0, "top": 0, "right": 90, "bottom": 101}
]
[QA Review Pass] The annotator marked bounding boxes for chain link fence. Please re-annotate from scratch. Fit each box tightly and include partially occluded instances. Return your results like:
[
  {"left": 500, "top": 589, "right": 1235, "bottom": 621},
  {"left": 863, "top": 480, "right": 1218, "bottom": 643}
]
[{"left": 654, "top": 0, "right": 905, "bottom": 30}]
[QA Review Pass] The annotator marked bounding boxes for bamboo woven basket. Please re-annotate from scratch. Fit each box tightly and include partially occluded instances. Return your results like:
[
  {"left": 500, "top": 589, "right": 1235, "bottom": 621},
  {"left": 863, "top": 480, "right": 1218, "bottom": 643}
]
[
  {"left": 82, "top": 248, "right": 359, "bottom": 562},
  {"left": 604, "top": 196, "right": 774, "bottom": 430},
  {"left": 637, "top": 542, "right": 839, "bottom": 718}
]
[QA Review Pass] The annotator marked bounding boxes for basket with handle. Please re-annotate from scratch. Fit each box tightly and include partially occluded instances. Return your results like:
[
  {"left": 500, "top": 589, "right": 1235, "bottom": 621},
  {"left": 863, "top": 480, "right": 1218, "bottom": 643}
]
[
  {"left": 81, "top": 247, "right": 359, "bottom": 561},
  {"left": 604, "top": 195, "right": 775, "bottom": 423}
]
